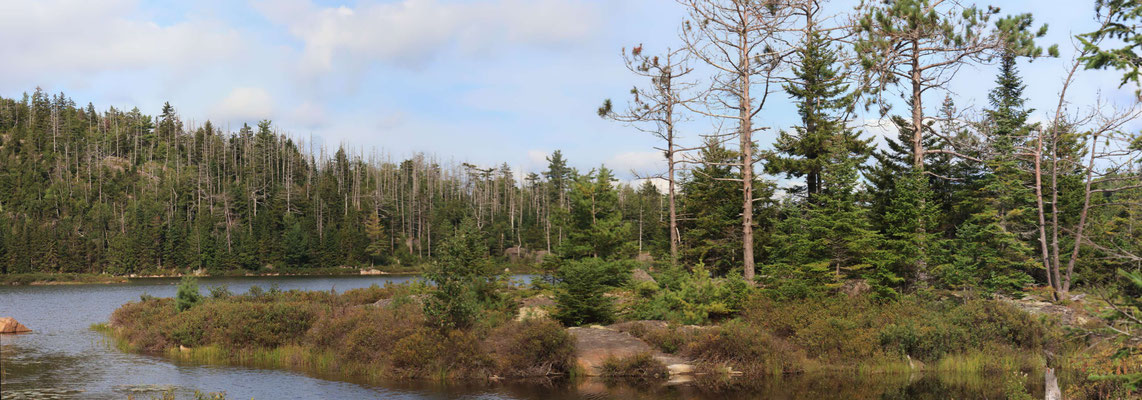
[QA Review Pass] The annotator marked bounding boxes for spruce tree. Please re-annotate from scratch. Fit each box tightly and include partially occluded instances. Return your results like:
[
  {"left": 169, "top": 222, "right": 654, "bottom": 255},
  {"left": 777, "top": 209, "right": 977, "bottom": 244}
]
[
  {"left": 562, "top": 166, "right": 631, "bottom": 260},
  {"left": 935, "top": 52, "right": 1037, "bottom": 294},
  {"left": 679, "top": 140, "right": 744, "bottom": 275},
  {"left": 767, "top": 137, "right": 880, "bottom": 298},
  {"left": 766, "top": 27, "right": 869, "bottom": 202}
]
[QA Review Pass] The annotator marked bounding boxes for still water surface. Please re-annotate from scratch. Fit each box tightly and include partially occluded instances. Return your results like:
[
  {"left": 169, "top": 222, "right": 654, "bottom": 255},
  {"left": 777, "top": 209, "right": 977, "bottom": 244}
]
[{"left": 1, "top": 275, "right": 1036, "bottom": 399}]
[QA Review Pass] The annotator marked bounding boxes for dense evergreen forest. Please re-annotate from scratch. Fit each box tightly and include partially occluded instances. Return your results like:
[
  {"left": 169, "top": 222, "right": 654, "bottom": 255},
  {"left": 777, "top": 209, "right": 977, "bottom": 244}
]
[{"left": 2, "top": 0, "right": 1142, "bottom": 302}]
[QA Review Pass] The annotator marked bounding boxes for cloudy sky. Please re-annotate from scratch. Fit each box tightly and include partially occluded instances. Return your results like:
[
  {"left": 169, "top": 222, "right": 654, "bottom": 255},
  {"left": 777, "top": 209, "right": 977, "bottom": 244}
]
[{"left": 1, "top": 0, "right": 1136, "bottom": 185}]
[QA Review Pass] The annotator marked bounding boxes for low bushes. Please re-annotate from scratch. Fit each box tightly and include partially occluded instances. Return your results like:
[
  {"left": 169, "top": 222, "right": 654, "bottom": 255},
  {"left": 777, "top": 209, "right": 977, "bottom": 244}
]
[
  {"left": 599, "top": 352, "right": 669, "bottom": 380},
  {"left": 685, "top": 319, "right": 807, "bottom": 376},
  {"left": 628, "top": 264, "right": 753, "bottom": 325},
  {"left": 107, "top": 283, "right": 575, "bottom": 382},
  {"left": 486, "top": 319, "right": 575, "bottom": 377},
  {"left": 632, "top": 291, "right": 1059, "bottom": 377},
  {"left": 739, "top": 293, "right": 1052, "bottom": 366}
]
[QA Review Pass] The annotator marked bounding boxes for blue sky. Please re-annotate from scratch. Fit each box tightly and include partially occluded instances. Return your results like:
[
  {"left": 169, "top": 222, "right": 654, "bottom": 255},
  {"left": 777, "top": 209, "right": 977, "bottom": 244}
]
[{"left": 0, "top": 0, "right": 1136, "bottom": 186}]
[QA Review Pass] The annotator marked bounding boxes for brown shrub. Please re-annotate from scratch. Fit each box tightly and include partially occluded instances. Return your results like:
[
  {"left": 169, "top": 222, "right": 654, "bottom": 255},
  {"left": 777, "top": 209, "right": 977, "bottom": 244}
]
[
  {"left": 685, "top": 319, "right": 807, "bottom": 376},
  {"left": 485, "top": 318, "right": 574, "bottom": 377},
  {"left": 599, "top": 352, "right": 669, "bottom": 379}
]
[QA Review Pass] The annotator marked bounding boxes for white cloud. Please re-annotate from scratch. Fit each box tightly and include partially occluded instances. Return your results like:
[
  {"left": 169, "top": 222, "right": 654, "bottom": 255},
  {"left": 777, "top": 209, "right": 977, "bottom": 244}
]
[
  {"left": 252, "top": 0, "right": 602, "bottom": 73},
  {"left": 0, "top": 0, "right": 246, "bottom": 87},
  {"left": 212, "top": 87, "right": 274, "bottom": 122},
  {"left": 290, "top": 101, "right": 328, "bottom": 129},
  {"left": 856, "top": 118, "right": 899, "bottom": 151},
  {"left": 629, "top": 177, "right": 669, "bottom": 192},
  {"left": 527, "top": 149, "right": 550, "bottom": 167},
  {"left": 606, "top": 150, "right": 664, "bottom": 176}
]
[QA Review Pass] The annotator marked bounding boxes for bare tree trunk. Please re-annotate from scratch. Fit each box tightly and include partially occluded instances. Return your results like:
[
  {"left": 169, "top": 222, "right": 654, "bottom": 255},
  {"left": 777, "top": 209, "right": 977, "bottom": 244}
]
[
  {"left": 739, "top": 28, "right": 756, "bottom": 282},
  {"left": 1063, "top": 130, "right": 1101, "bottom": 293},
  {"left": 1032, "top": 130, "right": 1055, "bottom": 296}
]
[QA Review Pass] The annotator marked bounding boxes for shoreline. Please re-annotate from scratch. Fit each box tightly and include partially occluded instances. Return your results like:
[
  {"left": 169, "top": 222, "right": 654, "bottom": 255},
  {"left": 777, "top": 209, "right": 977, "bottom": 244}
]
[{"left": 0, "top": 265, "right": 542, "bottom": 286}]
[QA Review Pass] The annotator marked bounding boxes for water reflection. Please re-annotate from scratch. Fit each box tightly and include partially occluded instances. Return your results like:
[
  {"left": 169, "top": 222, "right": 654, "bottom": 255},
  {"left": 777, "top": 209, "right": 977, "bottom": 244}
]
[{"left": 1, "top": 276, "right": 1034, "bottom": 399}]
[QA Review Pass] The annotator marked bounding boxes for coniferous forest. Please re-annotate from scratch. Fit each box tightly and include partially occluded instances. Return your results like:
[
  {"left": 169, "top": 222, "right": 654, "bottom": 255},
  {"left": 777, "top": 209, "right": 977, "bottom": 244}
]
[
  {"left": 2, "top": 0, "right": 1142, "bottom": 303},
  {"left": 9, "top": 0, "right": 1142, "bottom": 398}
]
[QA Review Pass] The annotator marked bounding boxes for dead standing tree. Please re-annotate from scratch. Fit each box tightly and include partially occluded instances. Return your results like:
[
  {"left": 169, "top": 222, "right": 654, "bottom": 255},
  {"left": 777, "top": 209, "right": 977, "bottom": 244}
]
[
  {"left": 678, "top": 0, "right": 802, "bottom": 282},
  {"left": 599, "top": 46, "right": 697, "bottom": 264}
]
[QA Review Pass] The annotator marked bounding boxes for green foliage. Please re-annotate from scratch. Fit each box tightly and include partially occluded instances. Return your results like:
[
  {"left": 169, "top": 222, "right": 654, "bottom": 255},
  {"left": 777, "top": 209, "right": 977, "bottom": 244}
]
[
  {"left": 686, "top": 319, "right": 807, "bottom": 376},
  {"left": 767, "top": 136, "right": 879, "bottom": 299},
  {"left": 875, "top": 170, "right": 936, "bottom": 294},
  {"left": 175, "top": 276, "right": 203, "bottom": 312},
  {"left": 631, "top": 264, "right": 752, "bottom": 325},
  {"left": 423, "top": 216, "right": 498, "bottom": 330},
  {"left": 486, "top": 319, "right": 575, "bottom": 377},
  {"left": 737, "top": 294, "right": 1050, "bottom": 367},
  {"left": 554, "top": 258, "right": 618, "bottom": 326},
  {"left": 208, "top": 284, "right": 232, "bottom": 299},
  {"left": 561, "top": 166, "right": 633, "bottom": 260},
  {"left": 1081, "top": 0, "right": 1142, "bottom": 90},
  {"left": 765, "top": 24, "right": 868, "bottom": 201}
]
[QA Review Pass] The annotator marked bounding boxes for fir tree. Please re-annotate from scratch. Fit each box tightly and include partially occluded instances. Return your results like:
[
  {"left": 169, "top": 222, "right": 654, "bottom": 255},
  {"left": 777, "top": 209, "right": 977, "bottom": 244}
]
[
  {"left": 766, "top": 27, "right": 869, "bottom": 202},
  {"left": 562, "top": 166, "right": 631, "bottom": 260}
]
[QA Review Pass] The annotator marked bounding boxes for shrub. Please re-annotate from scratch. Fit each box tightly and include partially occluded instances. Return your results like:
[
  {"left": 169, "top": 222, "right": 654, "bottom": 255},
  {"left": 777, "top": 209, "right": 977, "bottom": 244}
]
[
  {"left": 631, "top": 264, "right": 753, "bottom": 325},
  {"left": 554, "top": 258, "right": 616, "bottom": 326},
  {"left": 599, "top": 352, "right": 669, "bottom": 379},
  {"left": 486, "top": 319, "right": 575, "bottom": 377},
  {"left": 176, "top": 276, "right": 203, "bottom": 312},
  {"left": 388, "top": 328, "right": 489, "bottom": 378},
  {"left": 686, "top": 319, "right": 806, "bottom": 376},
  {"left": 208, "top": 284, "right": 232, "bottom": 299},
  {"left": 627, "top": 324, "right": 696, "bottom": 354}
]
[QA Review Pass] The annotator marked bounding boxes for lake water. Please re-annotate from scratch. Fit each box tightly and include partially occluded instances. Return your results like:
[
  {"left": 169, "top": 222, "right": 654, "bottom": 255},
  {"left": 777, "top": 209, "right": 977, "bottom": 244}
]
[{"left": 1, "top": 275, "right": 1039, "bottom": 399}]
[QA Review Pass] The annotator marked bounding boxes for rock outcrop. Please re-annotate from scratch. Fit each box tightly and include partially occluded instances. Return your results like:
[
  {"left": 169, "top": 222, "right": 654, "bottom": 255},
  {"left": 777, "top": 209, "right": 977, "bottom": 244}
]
[
  {"left": 567, "top": 325, "right": 691, "bottom": 377},
  {"left": 631, "top": 269, "right": 656, "bottom": 284},
  {"left": 0, "top": 317, "right": 31, "bottom": 333}
]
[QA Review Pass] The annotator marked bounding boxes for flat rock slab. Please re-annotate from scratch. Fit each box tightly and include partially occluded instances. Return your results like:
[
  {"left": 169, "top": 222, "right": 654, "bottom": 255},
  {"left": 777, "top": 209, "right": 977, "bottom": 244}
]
[
  {"left": 0, "top": 317, "right": 31, "bottom": 333},
  {"left": 567, "top": 325, "right": 689, "bottom": 376}
]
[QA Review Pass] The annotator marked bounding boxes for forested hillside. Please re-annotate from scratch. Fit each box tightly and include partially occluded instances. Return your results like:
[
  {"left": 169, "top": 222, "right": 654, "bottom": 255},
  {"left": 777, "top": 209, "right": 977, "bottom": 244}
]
[
  {"left": 0, "top": 91, "right": 673, "bottom": 274},
  {"left": 2, "top": 0, "right": 1142, "bottom": 303}
]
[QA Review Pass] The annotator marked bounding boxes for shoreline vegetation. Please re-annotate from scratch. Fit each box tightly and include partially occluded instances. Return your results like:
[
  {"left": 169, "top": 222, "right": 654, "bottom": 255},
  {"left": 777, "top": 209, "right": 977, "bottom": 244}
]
[
  {"left": 95, "top": 264, "right": 1126, "bottom": 398},
  {"left": 0, "top": 263, "right": 544, "bottom": 286}
]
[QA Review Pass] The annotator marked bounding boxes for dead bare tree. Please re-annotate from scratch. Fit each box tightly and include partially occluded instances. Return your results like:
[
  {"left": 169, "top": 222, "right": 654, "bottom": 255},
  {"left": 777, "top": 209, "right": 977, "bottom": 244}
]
[
  {"left": 678, "top": 0, "right": 802, "bottom": 282},
  {"left": 599, "top": 45, "right": 698, "bottom": 264}
]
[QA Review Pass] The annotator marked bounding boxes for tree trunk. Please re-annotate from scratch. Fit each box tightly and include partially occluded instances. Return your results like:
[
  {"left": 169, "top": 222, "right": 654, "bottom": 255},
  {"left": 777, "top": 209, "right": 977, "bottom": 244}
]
[
  {"left": 739, "top": 26, "right": 755, "bottom": 283},
  {"left": 1063, "top": 130, "right": 1101, "bottom": 293},
  {"left": 1032, "top": 130, "right": 1056, "bottom": 296}
]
